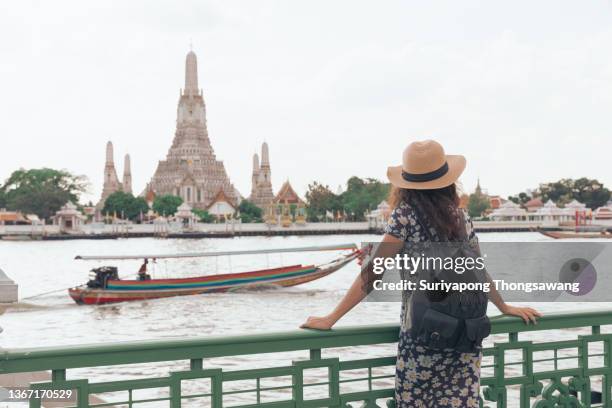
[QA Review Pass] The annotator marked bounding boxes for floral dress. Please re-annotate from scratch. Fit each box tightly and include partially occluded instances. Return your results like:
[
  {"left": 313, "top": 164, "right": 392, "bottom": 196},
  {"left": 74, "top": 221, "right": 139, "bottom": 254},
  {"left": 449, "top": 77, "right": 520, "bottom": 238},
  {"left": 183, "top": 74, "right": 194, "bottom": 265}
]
[{"left": 385, "top": 200, "right": 482, "bottom": 408}]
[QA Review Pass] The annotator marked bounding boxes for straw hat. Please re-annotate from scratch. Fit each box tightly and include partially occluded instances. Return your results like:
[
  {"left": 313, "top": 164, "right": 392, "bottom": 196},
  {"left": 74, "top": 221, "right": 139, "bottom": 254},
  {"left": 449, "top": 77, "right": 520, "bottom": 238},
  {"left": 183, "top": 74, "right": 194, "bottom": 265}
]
[{"left": 387, "top": 140, "right": 466, "bottom": 190}]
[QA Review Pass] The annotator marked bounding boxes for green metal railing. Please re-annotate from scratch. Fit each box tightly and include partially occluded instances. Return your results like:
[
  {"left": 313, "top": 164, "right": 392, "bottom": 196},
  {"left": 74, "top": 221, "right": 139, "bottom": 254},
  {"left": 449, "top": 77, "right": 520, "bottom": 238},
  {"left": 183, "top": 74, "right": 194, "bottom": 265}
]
[{"left": 1, "top": 310, "right": 611, "bottom": 407}]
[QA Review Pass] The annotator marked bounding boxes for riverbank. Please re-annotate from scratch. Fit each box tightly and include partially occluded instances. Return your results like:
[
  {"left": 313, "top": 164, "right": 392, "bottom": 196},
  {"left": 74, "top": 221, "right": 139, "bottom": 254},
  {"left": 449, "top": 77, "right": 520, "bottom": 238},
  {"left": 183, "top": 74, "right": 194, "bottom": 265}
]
[{"left": 0, "top": 221, "right": 581, "bottom": 240}]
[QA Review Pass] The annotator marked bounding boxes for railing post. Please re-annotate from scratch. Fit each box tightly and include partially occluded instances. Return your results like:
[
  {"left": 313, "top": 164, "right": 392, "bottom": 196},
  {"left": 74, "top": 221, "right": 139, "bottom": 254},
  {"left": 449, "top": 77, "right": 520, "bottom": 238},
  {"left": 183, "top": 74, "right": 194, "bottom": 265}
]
[
  {"left": 190, "top": 358, "right": 203, "bottom": 370},
  {"left": 309, "top": 348, "right": 321, "bottom": 360},
  {"left": 51, "top": 369, "right": 66, "bottom": 382}
]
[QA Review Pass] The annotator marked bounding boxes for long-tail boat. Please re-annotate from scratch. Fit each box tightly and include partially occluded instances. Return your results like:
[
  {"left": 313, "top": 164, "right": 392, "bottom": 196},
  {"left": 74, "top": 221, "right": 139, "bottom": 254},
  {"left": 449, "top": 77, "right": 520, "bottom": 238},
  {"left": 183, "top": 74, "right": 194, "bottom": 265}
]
[
  {"left": 69, "top": 243, "right": 360, "bottom": 305},
  {"left": 539, "top": 230, "right": 612, "bottom": 239}
]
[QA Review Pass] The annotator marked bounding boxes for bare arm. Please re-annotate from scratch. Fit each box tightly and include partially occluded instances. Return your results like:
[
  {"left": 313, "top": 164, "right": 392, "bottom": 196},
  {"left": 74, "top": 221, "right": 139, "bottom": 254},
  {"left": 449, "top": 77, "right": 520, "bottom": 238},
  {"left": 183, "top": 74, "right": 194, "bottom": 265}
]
[
  {"left": 469, "top": 232, "right": 542, "bottom": 324},
  {"left": 300, "top": 234, "right": 404, "bottom": 330}
]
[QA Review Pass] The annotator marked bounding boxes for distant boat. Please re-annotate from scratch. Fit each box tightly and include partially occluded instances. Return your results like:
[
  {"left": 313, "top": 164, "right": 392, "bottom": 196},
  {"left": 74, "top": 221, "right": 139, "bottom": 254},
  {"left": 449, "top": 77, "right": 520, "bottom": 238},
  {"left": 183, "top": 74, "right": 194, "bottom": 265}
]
[
  {"left": 539, "top": 230, "right": 612, "bottom": 239},
  {"left": 1, "top": 235, "right": 36, "bottom": 241},
  {"left": 69, "top": 243, "right": 360, "bottom": 305}
]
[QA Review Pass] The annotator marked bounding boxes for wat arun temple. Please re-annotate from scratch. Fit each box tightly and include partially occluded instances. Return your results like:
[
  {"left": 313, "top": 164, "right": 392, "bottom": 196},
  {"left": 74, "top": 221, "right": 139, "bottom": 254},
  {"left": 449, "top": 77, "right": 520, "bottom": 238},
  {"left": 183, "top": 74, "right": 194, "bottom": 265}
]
[
  {"left": 145, "top": 50, "right": 239, "bottom": 209},
  {"left": 97, "top": 49, "right": 300, "bottom": 216}
]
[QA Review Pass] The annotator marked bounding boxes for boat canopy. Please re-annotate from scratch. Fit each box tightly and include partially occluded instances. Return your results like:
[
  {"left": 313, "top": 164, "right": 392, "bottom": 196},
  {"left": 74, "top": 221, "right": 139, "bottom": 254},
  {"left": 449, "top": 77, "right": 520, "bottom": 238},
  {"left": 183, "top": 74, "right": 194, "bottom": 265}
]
[{"left": 75, "top": 243, "right": 358, "bottom": 261}]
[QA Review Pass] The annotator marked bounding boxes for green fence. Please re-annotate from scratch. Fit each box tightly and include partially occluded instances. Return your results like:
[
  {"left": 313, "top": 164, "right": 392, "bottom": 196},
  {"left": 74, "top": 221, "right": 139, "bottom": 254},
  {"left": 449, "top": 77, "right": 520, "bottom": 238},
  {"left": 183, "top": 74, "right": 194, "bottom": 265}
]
[{"left": 1, "top": 310, "right": 611, "bottom": 407}]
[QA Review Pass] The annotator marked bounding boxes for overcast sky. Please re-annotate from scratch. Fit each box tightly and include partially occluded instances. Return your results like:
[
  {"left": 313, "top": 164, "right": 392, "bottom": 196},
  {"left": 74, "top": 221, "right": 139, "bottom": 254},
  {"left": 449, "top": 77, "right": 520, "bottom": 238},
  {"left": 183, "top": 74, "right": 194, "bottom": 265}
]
[{"left": 1, "top": 1, "right": 611, "bottom": 203}]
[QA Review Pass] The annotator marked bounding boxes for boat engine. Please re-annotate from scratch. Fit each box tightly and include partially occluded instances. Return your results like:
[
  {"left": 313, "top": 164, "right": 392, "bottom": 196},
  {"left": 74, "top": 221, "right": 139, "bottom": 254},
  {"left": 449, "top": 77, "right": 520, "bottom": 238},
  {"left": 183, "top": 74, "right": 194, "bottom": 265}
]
[{"left": 87, "top": 266, "right": 119, "bottom": 289}]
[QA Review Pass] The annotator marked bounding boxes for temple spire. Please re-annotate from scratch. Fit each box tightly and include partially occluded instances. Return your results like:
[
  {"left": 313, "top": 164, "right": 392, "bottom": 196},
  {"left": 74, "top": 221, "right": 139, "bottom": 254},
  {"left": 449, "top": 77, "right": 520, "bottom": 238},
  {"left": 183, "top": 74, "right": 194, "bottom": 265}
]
[
  {"left": 261, "top": 142, "right": 270, "bottom": 166},
  {"left": 184, "top": 50, "right": 199, "bottom": 95},
  {"left": 252, "top": 153, "right": 260, "bottom": 172},
  {"left": 123, "top": 154, "right": 132, "bottom": 194},
  {"left": 105, "top": 141, "right": 114, "bottom": 164}
]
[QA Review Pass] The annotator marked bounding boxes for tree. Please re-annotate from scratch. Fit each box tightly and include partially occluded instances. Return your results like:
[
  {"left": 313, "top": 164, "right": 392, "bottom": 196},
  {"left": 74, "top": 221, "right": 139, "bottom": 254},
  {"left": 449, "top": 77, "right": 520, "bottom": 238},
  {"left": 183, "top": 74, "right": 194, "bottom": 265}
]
[
  {"left": 238, "top": 199, "right": 263, "bottom": 223},
  {"left": 567, "top": 178, "right": 610, "bottom": 209},
  {"left": 152, "top": 195, "right": 183, "bottom": 216},
  {"left": 102, "top": 191, "right": 148, "bottom": 221},
  {"left": 0, "top": 168, "right": 88, "bottom": 220},
  {"left": 341, "top": 177, "right": 390, "bottom": 221},
  {"left": 192, "top": 208, "right": 215, "bottom": 223},
  {"left": 508, "top": 192, "right": 532, "bottom": 205},
  {"left": 305, "top": 182, "right": 341, "bottom": 222},
  {"left": 538, "top": 178, "right": 610, "bottom": 209},
  {"left": 467, "top": 193, "right": 490, "bottom": 218}
]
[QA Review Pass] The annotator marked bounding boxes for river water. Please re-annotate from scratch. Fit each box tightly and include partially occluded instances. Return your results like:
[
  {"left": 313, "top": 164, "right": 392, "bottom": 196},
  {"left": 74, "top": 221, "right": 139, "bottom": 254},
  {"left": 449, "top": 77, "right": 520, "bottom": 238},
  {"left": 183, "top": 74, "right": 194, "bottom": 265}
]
[{"left": 0, "top": 233, "right": 610, "bottom": 406}]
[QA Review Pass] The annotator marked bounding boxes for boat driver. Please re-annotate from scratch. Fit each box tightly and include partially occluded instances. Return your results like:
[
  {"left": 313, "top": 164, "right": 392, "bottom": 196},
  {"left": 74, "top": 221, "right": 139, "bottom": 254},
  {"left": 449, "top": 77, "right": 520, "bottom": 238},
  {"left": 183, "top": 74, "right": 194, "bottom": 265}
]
[{"left": 138, "top": 258, "right": 152, "bottom": 281}]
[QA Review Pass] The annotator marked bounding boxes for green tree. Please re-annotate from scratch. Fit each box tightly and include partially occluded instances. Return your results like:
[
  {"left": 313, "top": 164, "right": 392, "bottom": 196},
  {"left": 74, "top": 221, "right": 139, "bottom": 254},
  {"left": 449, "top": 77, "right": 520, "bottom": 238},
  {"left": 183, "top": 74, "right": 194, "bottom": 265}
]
[
  {"left": 152, "top": 194, "right": 183, "bottom": 216},
  {"left": 0, "top": 168, "right": 88, "bottom": 220},
  {"left": 467, "top": 193, "right": 490, "bottom": 218},
  {"left": 102, "top": 191, "right": 148, "bottom": 221},
  {"left": 238, "top": 199, "right": 263, "bottom": 223},
  {"left": 341, "top": 177, "right": 390, "bottom": 221},
  {"left": 537, "top": 178, "right": 610, "bottom": 209},
  {"left": 508, "top": 192, "right": 532, "bottom": 205},
  {"left": 305, "top": 182, "right": 341, "bottom": 222},
  {"left": 192, "top": 208, "right": 215, "bottom": 223}
]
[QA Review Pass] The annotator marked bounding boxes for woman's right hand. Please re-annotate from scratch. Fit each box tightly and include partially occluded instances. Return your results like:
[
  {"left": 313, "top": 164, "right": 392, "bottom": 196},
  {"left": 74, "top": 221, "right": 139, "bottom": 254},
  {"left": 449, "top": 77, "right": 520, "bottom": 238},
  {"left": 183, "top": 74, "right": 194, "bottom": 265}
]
[
  {"left": 300, "top": 315, "right": 335, "bottom": 330},
  {"left": 357, "top": 244, "right": 373, "bottom": 266}
]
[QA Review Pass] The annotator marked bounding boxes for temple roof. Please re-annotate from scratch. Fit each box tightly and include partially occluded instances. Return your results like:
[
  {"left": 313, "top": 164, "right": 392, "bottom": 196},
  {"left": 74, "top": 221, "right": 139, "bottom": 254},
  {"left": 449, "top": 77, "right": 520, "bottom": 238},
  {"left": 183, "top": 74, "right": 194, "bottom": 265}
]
[
  {"left": 206, "top": 189, "right": 237, "bottom": 210},
  {"left": 273, "top": 180, "right": 303, "bottom": 204}
]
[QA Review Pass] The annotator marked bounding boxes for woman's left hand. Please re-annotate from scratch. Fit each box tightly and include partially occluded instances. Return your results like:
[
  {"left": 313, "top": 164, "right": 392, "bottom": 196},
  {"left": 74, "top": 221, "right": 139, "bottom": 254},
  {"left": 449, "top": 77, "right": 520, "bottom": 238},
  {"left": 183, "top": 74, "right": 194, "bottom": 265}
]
[
  {"left": 300, "top": 315, "right": 335, "bottom": 330},
  {"left": 500, "top": 304, "right": 542, "bottom": 324}
]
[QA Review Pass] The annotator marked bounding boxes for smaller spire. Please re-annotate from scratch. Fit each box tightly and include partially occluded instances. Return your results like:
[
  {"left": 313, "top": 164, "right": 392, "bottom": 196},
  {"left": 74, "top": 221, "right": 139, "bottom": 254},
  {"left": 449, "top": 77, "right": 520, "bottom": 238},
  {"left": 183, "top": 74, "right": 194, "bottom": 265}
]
[
  {"left": 105, "top": 141, "right": 114, "bottom": 164},
  {"left": 252, "top": 153, "right": 260, "bottom": 172},
  {"left": 123, "top": 154, "right": 132, "bottom": 194},
  {"left": 475, "top": 177, "right": 482, "bottom": 195},
  {"left": 261, "top": 142, "right": 270, "bottom": 166}
]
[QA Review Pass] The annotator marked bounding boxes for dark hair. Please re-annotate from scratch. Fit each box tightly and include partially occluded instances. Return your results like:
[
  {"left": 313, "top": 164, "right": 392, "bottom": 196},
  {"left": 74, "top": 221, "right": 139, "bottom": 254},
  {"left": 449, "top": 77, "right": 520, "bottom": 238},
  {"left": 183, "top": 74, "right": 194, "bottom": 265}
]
[{"left": 388, "top": 183, "right": 463, "bottom": 240}]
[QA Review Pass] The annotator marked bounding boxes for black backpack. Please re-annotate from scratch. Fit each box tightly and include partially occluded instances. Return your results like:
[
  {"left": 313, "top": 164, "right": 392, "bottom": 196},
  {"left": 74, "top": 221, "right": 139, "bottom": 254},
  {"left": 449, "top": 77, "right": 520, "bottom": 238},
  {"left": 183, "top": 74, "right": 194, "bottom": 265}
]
[{"left": 408, "top": 206, "right": 491, "bottom": 353}]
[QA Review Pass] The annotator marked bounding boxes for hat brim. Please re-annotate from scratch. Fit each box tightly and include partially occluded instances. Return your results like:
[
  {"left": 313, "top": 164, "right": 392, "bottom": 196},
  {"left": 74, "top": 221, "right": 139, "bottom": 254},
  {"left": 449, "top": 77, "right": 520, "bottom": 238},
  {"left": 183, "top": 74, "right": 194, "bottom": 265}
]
[{"left": 387, "top": 155, "right": 466, "bottom": 190}]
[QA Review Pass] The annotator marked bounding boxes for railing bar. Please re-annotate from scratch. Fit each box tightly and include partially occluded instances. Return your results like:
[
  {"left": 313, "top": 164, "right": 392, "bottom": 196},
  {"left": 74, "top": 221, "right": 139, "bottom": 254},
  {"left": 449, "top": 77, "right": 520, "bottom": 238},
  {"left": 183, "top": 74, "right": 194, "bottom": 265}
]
[
  {"left": 256, "top": 377, "right": 261, "bottom": 404},
  {"left": 339, "top": 374, "right": 394, "bottom": 384},
  {"left": 339, "top": 357, "right": 397, "bottom": 370},
  {"left": 240, "top": 384, "right": 292, "bottom": 393},
  {"left": 303, "top": 381, "right": 331, "bottom": 387},
  {"left": 221, "top": 387, "right": 290, "bottom": 396},
  {"left": 531, "top": 341, "right": 583, "bottom": 350},
  {"left": 122, "top": 397, "right": 171, "bottom": 404},
  {"left": 180, "top": 392, "right": 213, "bottom": 398},
  {"left": 90, "top": 401, "right": 137, "bottom": 408},
  {"left": 88, "top": 377, "right": 170, "bottom": 392},
  {"left": 222, "top": 367, "right": 294, "bottom": 381},
  {"left": 531, "top": 357, "right": 584, "bottom": 363},
  {"left": 368, "top": 367, "right": 372, "bottom": 391}
]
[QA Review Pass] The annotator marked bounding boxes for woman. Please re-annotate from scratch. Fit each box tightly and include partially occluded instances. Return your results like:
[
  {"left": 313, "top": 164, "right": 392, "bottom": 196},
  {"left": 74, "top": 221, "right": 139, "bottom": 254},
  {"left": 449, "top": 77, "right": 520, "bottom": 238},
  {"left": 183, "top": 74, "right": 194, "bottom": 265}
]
[{"left": 301, "top": 140, "right": 541, "bottom": 407}]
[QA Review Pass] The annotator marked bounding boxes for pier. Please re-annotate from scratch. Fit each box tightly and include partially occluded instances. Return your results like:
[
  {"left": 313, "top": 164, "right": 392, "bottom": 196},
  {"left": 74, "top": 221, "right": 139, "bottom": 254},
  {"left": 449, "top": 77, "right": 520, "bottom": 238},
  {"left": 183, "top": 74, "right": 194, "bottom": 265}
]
[{"left": 0, "top": 310, "right": 610, "bottom": 407}]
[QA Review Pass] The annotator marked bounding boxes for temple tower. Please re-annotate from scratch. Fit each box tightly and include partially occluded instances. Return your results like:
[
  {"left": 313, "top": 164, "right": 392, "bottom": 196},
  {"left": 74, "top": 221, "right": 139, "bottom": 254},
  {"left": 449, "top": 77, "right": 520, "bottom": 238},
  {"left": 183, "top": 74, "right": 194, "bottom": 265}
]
[
  {"left": 122, "top": 154, "right": 132, "bottom": 194},
  {"left": 96, "top": 141, "right": 123, "bottom": 212},
  {"left": 249, "top": 142, "right": 275, "bottom": 208},
  {"left": 146, "top": 49, "right": 237, "bottom": 209},
  {"left": 250, "top": 153, "right": 260, "bottom": 199}
]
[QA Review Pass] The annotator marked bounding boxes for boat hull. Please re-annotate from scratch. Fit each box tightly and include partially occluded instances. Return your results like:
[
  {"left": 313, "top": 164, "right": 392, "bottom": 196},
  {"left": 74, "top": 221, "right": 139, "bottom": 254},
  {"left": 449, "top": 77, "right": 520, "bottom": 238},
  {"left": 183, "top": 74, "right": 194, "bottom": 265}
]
[
  {"left": 539, "top": 230, "right": 612, "bottom": 239},
  {"left": 69, "top": 251, "right": 359, "bottom": 305}
]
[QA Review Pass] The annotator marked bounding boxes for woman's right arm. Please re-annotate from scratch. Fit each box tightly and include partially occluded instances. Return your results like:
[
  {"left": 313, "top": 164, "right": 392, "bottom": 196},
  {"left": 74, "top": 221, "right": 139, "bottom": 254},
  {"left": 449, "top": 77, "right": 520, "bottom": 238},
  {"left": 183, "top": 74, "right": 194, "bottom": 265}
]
[{"left": 300, "top": 234, "right": 404, "bottom": 330}]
